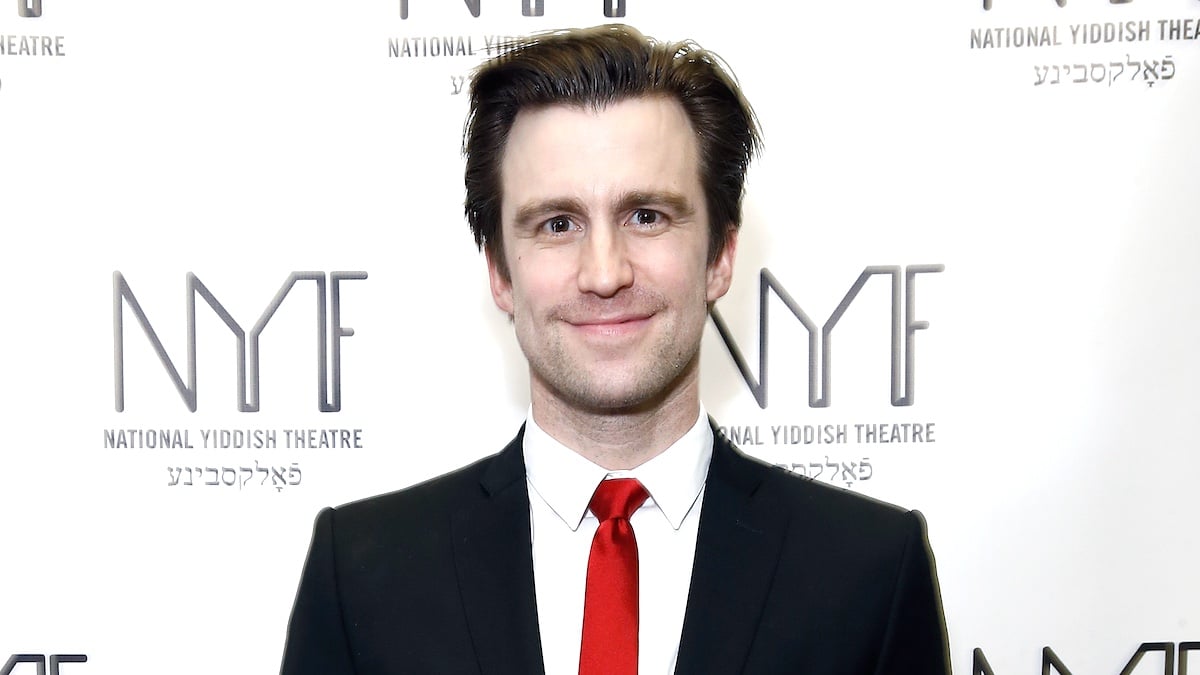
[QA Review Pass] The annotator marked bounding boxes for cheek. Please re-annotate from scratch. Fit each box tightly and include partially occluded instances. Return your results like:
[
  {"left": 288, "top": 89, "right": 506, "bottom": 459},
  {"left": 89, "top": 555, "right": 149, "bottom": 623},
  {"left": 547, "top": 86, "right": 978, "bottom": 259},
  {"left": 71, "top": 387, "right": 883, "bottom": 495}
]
[
  {"left": 662, "top": 253, "right": 714, "bottom": 297},
  {"left": 510, "top": 266, "right": 566, "bottom": 314}
]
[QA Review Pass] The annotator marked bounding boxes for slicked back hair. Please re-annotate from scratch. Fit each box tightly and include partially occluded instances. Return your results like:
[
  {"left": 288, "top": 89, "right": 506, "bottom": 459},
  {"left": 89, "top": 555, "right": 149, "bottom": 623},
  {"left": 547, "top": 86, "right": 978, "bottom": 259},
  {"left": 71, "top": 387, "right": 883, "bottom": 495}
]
[{"left": 463, "top": 24, "right": 760, "bottom": 279}]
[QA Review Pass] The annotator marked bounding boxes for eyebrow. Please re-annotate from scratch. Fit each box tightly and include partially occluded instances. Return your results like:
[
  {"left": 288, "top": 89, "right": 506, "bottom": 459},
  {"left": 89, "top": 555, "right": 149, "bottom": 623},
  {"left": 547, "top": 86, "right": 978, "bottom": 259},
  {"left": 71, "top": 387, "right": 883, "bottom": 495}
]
[
  {"left": 615, "top": 190, "right": 696, "bottom": 219},
  {"left": 511, "top": 191, "right": 696, "bottom": 228},
  {"left": 513, "top": 198, "right": 588, "bottom": 229}
]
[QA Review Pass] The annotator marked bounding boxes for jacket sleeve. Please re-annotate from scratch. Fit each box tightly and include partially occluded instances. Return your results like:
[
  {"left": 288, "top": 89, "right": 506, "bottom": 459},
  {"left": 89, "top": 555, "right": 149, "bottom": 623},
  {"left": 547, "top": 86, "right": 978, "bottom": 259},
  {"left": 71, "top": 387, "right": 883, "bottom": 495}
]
[
  {"left": 280, "top": 507, "right": 357, "bottom": 675},
  {"left": 873, "top": 510, "right": 952, "bottom": 675}
]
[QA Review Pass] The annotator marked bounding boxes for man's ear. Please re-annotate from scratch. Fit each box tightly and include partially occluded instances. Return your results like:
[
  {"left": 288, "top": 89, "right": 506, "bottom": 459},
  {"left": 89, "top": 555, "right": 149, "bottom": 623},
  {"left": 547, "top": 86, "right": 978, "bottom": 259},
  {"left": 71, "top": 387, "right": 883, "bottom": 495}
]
[
  {"left": 486, "top": 248, "right": 514, "bottom": 315},
  {"left": 706, "top": 226, "right": 738, "bottom": 303}
]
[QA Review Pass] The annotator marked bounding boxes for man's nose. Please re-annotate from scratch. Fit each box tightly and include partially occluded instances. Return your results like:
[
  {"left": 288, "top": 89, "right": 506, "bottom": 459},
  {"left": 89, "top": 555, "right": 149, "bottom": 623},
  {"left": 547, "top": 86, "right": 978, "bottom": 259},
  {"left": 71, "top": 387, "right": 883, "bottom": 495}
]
[{"left": 577, "top": 224, "right": 634, "bottom": 297}]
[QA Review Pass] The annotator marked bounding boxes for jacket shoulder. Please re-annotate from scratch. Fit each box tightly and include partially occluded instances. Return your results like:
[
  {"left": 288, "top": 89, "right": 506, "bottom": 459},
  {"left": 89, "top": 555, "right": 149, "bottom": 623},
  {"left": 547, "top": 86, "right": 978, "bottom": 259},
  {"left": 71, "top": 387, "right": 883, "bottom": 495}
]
[
  {"left": 326, "top": 436, "right": 523, "bottom": 543},
  {"left": 715, "top": 433, "right": 922, "bottom": 539},
  {"left": 338, "top": 452, "right": 496, "bottom": 516}
]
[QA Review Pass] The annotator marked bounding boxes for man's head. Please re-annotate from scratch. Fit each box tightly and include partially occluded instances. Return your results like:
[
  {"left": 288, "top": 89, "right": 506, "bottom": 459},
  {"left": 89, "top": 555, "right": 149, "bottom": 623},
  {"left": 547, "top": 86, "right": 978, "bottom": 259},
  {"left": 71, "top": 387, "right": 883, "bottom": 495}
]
[
  {"left": 463, "top": 25, "right": 759, "bottom": 417},
  {"left": 463, "top": 24, "right": 760, "bottom": 280}
]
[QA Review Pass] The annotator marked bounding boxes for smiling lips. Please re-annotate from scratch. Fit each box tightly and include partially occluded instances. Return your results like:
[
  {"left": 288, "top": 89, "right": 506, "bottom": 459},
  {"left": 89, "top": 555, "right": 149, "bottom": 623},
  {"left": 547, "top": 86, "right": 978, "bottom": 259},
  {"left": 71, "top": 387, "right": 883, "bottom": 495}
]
[{"left": 566, "top": 312, "right": 654, "bottom": 337}]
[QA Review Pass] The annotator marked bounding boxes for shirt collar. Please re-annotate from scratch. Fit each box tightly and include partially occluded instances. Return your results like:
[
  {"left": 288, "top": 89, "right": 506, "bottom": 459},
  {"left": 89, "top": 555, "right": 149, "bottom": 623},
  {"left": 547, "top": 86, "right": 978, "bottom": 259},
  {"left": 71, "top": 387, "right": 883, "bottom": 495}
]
[{"left": 523, "top": 406, "right": 713, "bottom": 532}]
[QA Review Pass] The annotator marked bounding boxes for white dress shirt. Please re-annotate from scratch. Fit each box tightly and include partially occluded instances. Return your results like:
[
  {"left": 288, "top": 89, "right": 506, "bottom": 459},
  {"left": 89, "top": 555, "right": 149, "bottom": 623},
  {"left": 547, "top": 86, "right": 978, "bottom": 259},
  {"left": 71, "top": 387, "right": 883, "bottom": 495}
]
[{"left": 523, "top": 408, "right": 713, "bottom": 675}]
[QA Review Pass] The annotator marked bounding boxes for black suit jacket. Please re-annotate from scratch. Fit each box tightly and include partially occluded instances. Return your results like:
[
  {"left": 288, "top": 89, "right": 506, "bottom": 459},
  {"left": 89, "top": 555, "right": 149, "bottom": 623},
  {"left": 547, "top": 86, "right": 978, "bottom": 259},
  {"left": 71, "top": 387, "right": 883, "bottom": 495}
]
[{"left": 281, "top": 427, "right": 950, "bottom": 674}]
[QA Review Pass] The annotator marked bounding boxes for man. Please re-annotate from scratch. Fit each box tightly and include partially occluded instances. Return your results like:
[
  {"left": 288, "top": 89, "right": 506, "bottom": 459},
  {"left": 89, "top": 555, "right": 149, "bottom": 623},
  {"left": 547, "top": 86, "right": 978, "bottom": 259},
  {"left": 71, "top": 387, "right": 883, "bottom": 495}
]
[{"left": 282, "top": 24, "right": 950, "bottom": 674}]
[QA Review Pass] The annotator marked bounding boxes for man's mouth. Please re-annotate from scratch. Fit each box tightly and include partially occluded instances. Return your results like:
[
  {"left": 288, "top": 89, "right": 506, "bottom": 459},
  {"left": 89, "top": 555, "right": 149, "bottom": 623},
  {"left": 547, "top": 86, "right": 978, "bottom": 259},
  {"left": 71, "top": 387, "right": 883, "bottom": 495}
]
[{"left": 566, "top": 312, "right": 654, "bottom": 336}]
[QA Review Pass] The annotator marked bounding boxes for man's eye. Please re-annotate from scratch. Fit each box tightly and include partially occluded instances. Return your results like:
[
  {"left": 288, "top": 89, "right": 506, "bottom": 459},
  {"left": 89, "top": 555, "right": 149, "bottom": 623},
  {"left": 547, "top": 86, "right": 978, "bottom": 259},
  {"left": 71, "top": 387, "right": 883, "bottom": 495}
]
[
  {"left": 543, "top": 216, "right": 573, "bottom": 234},
  {"left": 630, "top": 209, "right": 662, "bottom": 227}
]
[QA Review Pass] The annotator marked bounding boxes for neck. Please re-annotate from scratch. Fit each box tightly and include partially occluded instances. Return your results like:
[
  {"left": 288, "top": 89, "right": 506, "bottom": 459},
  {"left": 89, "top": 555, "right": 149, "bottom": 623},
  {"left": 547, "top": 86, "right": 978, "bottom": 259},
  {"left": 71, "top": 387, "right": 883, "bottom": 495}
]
[{"left": 530, "top": 371, "right": 701, "bottom": 471}]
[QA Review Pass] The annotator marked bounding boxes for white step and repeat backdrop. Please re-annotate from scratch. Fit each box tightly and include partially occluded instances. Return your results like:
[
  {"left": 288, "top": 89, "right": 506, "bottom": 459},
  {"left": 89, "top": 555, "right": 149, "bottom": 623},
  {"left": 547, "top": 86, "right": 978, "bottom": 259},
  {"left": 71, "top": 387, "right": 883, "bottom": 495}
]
[{"left": 1, "top": 0, "right": 1197, "bottom": 673}]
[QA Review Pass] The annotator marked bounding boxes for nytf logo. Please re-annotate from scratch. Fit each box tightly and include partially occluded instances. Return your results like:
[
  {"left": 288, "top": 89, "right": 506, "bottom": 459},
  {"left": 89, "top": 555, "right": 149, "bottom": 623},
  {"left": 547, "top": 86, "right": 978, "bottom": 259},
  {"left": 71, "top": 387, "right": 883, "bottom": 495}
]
[
  {"left": 984, "top": 0, "right": 1128, "bottom": 8},
  {"left": 113, "top": 271, "right": 367, "bottom": 413},
  {"left": 17, "top": 0, "right": 41, "bottom": 17},
  {"left": 973, "top": 642, "right": 1199, "bottom": 674},
  {"left": 711, "top": 265, "right": 943, "bottom": 409},
  {"left": 399, "top": 0, "right": 627, "bottom": 19},
  {"left": 2, "top": 655, "right": 85, "bottom": 675},
  {"left": 982, "top": 0, "right": 1200, "bottom": 9}
]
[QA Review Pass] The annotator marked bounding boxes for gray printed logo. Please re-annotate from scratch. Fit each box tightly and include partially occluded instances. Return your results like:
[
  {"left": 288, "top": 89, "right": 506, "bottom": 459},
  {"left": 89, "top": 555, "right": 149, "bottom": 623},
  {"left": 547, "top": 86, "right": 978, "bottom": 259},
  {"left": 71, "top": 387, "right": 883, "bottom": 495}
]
[
  {"left": 711, "top": 265, "right": 944, "bottom": 409},
  {"left": 17, "top": 0, "right": 41, "bottom": 18},
  {"left": 2, "top": 655, "right": 86, "bottom": 675},
  {"left": 973, "top": 641, "right": 1199, "bottom": 675},
  {"left": 113, "top": 271, "right": 367, "bottom": 412},
  {"left": 399, "top": 0, "right": 626, "bottom": 19}
]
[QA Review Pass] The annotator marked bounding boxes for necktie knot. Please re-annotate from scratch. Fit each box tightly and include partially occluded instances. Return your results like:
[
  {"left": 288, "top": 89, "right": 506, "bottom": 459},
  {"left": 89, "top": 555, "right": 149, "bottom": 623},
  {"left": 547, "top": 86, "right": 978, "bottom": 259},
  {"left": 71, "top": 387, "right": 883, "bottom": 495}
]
[{"left": 589, "top": 478, "right": 649, "bottom": 522}]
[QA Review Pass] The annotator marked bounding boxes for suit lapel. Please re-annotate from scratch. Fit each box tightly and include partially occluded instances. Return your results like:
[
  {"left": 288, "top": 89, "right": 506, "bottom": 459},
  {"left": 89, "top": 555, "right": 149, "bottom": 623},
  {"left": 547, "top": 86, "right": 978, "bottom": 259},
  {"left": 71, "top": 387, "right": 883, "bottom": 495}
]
[
  {"left": 452, "top": 429, "right": 547, "bottom": 675},
  {"left": 674, "top": 429, "right": 791, "bottom": 674}
]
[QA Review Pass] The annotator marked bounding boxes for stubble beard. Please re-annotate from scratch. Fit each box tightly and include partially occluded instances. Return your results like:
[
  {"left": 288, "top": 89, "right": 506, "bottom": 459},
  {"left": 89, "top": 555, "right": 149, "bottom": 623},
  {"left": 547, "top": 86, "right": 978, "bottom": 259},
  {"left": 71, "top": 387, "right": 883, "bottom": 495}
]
[{"left": 517, "top": 289, "right": 705, "bottom": 415}]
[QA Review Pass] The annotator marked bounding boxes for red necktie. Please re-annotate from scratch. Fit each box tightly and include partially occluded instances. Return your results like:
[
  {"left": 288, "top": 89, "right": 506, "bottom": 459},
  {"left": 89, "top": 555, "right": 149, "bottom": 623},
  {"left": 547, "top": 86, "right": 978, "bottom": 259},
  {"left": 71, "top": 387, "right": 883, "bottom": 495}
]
[{"left": 579, "top": 478, "right": 649, "bottom": 675}]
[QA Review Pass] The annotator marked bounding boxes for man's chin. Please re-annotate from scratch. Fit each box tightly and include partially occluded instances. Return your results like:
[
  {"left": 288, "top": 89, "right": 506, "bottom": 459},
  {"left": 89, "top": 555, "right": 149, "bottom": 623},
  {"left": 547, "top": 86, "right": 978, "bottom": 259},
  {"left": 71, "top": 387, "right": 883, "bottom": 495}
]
[{"left": 550, "top": 372, "right": 680, "bottom": 415}]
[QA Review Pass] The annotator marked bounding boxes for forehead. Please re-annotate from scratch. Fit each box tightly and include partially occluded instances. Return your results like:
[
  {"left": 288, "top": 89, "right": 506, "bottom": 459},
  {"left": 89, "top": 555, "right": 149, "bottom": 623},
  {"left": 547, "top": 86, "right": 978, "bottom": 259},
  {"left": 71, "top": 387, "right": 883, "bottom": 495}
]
[{"left": 498, "top": 96, "right": 703, "bottom": 215}]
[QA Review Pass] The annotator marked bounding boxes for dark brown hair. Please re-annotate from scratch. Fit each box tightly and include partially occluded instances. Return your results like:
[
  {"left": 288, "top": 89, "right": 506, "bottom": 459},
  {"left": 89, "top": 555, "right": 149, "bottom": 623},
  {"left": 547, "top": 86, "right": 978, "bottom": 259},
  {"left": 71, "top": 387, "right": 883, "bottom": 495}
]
[{"left": 463, "top": 24, "right": 760, "bottom": 279}]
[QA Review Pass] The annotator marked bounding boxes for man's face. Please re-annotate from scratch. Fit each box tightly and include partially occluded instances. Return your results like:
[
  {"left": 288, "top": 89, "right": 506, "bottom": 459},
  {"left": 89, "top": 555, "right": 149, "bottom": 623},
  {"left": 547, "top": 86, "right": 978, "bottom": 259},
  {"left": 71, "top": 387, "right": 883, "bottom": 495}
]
[{"left": 488, "top": 96, "right": 736, "bottom": 413}]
